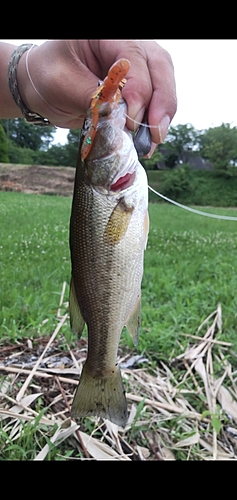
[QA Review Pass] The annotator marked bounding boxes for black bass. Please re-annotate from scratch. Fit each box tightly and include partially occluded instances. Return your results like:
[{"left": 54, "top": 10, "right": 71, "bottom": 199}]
[{"left": 69, "top": 59, "right": 149, "bottom": 426}]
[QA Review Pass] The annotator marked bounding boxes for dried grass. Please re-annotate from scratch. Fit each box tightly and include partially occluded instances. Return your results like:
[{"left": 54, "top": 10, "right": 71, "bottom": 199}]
[{"left": 0, "top": 283, "right": 237, "bottom": 460}]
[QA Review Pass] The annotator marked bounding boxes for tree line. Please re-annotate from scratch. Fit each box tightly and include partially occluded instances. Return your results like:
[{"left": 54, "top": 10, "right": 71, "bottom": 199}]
[
  {"left": 1, "top": 118, "right": 237, "bottom": 175},
  {"left": 0, "top": 119, "right": 79, "bottom": 167}
]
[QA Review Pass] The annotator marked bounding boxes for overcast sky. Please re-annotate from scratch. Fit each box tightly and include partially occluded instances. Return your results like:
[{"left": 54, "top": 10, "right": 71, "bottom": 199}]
[{"left": 2, "top": 39, "right": 237, "bottom": 144}]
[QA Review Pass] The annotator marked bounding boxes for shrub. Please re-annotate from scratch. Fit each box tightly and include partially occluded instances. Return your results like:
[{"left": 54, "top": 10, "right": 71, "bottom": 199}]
[
  {"left": 161, "top": 164, "right": 197, "bottom": 201},
  {"left": 0, "top": 124, "right": 9, "bottom": 162}
]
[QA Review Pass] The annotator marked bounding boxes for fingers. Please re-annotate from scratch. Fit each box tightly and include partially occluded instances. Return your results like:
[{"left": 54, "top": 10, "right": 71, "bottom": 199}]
[
  {"left": 123, "top": 41, "right": 177, "bottom": 145},
  {"left": 146, "top": 44, "right": 177, "bottom": 144},
  {"left": 20, "top": 39, "right": 177, "bottom": 146},
  {"left": 90, "top": 40, "right": 177, "bottom": 144},
  {"left": 70, "top": 40, "right": 177, "bottom": 145},
  {"left": 96, "top": 40, "right": 155, "bottom": 131}
]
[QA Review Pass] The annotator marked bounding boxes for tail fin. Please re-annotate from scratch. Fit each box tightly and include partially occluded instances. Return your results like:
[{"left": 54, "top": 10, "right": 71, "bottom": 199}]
[{"left": 71, "top": 363, "right": 128, "bottom": 427}]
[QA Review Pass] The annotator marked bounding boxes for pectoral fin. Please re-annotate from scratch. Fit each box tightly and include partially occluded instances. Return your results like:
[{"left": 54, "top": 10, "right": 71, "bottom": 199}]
[
  {"left": 104, "top": 198, "right": 134, "bottom": 245},
  {"left": 125, "top": 295, "right": 142, "bottom": 347},
  {"left": 69, "top": 277, "right": 85, "bottom": 337}
]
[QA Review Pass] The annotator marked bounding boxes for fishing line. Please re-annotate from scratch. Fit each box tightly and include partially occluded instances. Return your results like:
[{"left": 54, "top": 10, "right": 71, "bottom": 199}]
[
  {"left": 24, "top": 56, "right": 159, "bottom": 130},
  {"left": 125, "top": 114, "right": 237, "bottom": 222},
  {"left": 124, "top": 115, "right": 237, "bottom": 222},
  {"left": 22, "top": 62, "right": 237, "bottom": 223},
  {"left": 25, "top": 45, "right": 49, "bottom": 106},
  {"left": 124, "top": 113, "right": 159, "bottom": 129},
  {"left": 148, "top": 185, "right": 237, "bottom": 221},
  {"left": 25, "top": 45, "right": 83, "bottom": 122}
]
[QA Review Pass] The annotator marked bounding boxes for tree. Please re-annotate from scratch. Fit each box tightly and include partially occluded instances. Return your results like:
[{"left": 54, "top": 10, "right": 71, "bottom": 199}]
[
  {"left": 0, "top": 123, "right": 9, "bottom": 162},
  {"left": 64, "top": 129, "right": 80, "bottom": 166},
  {"left": 1, "top": 118, "right": 55, "bottom": 151},
  {"left": 140, "top": 147, "right": 164, "bottom": 170},
  {"left": 34, "top": 144, "right": 72, "bottom": 166},
  {"left": 199, "top": 123, "right": 237, "bottom": 173},
  {"left": 32, "top": 130, "right": 80, "bottom": 167},
  {"left": 7, "top": 140, "right": 34, "bottom": 164},
  {"left": 163, "top": 123, "right": 201, "bottom": 168}
]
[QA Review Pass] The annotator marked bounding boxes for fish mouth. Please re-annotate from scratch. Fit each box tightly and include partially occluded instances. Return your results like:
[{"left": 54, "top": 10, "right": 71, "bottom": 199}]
[{"left": 110, "top": 171, "right": 136, "bottom": 192}]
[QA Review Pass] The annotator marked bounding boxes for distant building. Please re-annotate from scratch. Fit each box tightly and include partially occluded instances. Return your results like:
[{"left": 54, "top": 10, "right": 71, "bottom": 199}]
[{"left": 156, "top": 147, "right": 213, "bottom": 171}]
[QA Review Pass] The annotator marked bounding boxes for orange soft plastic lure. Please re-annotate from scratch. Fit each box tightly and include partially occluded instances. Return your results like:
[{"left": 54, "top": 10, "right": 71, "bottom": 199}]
[{"left": 81, "top": 58, "right": 130, "bottom": 161}]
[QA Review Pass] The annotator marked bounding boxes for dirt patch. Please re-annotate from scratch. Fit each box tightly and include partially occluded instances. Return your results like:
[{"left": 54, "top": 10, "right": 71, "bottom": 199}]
[{"left": 0, "top": 163, "right": 75, "bottom": 196}]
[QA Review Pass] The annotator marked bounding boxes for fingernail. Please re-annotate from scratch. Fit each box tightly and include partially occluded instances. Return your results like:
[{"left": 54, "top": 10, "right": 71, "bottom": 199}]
[
  {"left": 144, "top": 142, "right": 157, "bottom": 159},
  {"left": 158, "top": 115, "right": 170, "bottom": 143}
]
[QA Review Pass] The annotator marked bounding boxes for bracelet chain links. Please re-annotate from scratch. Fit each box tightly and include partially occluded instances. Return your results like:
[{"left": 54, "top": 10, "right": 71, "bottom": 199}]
[{"left": 8, "top": 44, "right": 53, "bottom": 127}]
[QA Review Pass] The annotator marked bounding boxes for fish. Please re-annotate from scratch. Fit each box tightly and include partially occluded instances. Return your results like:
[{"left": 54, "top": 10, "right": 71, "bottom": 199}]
[{"left": 69, "top": 59, "right": 149, "bottom": 427}]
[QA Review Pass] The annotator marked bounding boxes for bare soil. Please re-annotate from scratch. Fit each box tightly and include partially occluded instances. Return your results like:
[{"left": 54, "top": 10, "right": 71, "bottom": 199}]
[{"left": 0, "top": 163, "right": 75, "bottom": 196}]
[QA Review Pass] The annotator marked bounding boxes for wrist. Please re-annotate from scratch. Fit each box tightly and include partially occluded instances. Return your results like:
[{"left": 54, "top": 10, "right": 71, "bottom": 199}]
[
  {"left": 0, "top": 42, "right": 22, "bottom": 118},
  {"left": 17, "top": 47, "right": 35, "bottom": 112},
  {"left": 8, "top": 44, "right": 52, "bottom": 126}
]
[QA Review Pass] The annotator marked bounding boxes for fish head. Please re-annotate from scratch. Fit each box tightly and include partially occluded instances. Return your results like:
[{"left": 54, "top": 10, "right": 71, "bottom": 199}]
[{"left": 82, "top": 99, "right": 140, "bottom": 197}]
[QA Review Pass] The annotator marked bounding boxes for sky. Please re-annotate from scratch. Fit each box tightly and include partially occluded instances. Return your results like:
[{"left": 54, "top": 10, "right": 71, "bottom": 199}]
[{"left": 2, "top": 39, "right": 237, "bottom": 144}]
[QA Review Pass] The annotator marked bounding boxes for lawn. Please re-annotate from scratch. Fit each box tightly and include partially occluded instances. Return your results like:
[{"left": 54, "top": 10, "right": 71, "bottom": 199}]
[
  {"left": 142, "top": 202, "right": 237, "bottom": 356},
  {"left": 1, "top": 191, "right": 237, "bottom": 460},
  {"left": 0, "top": 192, "right": 71, "bottom": 341}
]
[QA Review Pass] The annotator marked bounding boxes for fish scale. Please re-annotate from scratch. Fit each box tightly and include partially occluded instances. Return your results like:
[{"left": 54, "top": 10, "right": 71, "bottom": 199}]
[
  {"left": 69, "top": 60, "right": 149, "bottom": 426},
  {"left": 71, "top": 184, "right": 137, "bottom": 363}
]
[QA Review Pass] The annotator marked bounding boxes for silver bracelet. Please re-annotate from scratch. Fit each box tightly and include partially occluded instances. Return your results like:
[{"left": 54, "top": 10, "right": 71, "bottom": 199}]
[{"left": 8, "top": 44, "right": 52, "bottom": 126}]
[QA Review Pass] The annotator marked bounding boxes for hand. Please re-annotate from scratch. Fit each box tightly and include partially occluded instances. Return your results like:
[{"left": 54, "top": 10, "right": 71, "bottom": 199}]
[{"left": 18, "top": 40, "right": 177, "bottom": 151}]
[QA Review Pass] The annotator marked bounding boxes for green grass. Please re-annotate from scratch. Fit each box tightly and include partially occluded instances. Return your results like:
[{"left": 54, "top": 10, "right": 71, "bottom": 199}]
[
  {"left": 1, "top": 191, "right": 237, "bottom": 361},
  {"left": 140, "top": 203, "right": 237, "bottom": 360},
  {"left": 0, "top": 192, "right": 237, "bottom": 460},
  {"left": 0, "top": 192, "right": 71, "bottom": 341},
  {"left": 1, "top": 191, "right": 237, "bottom": 460}
]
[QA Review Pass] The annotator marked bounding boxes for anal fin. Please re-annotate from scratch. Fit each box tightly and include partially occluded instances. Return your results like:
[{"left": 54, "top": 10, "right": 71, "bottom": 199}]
[{"left": 125, "top": 295, "right": 141, "bottom": 346}]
